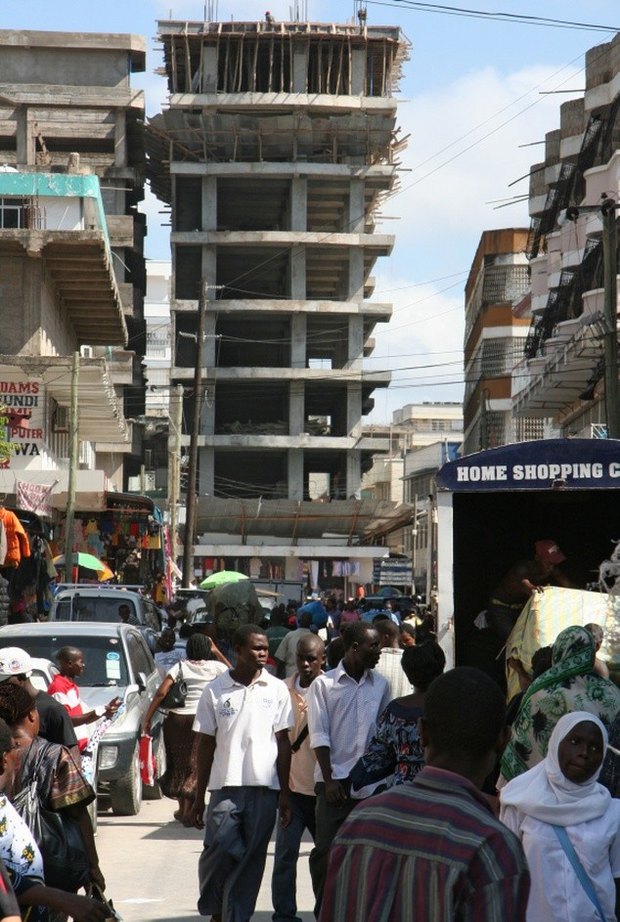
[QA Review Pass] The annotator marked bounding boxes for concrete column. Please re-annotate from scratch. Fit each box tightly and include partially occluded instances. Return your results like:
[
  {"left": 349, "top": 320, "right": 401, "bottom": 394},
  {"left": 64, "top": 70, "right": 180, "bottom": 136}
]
[
  {"left": 293, "top": 48, "right": 308, "bottom": 93},
  {"left": 291, "top": 245, "right": 306, "bottom": 299},
  {"left": 201, "top": 46, "right": 218, "bottom": 92},
  {"left": 201, "top": 384, "right": 216, "bottom": 434},
  {"left": 114, "top": 111, "right": 126, "bottom": 168},
  {"left": 346, "top": 451, "right": 362, "bottom": 499},
  {"left": 202, "top": 247, "right": 217, "bottom": 296},
  {"left": 199, "top": 446, "right": 215, "bottom": 496},
  {"left": 349, "top": 178, "right": 365, "bottom": 233},
  {"left": 289, "top": 381, "right": 304, "bottom": 435},
  {"left": 290, "top": 314, "right": 307, "bottom": 368},
  {"left": 290, "top": 178, "right": 307, "bottom": 232},
  {"left": 347, "top": 382, "right": 362, "bottom": 438},
  {"left": 288, "top": 448, "right": 304, "bottom": 500},
  {"left": 348, "top": 315, "right": 364, "bottom": 368},
  {"left": 203, "top": 311, "right": 217, "bottom": 366},
  {"left": 15, "top": 109, "right": 34, "bottom": 167},
  {"left": 202, "top": 176, "right": 217, "bottom": 231},
  {"left": 348, "top": 248, "right": 365, "bottom": 301},
  {"left": 351, "top": 48, "right": 366, "bottom": 95}
]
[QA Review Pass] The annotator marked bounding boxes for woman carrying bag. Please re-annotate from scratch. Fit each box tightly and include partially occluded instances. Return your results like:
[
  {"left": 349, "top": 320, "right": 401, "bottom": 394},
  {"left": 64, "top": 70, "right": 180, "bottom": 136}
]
[
  {"left": 143, "top": 633, "right": 229, "bottom": 826},
  {"left": 500, "top": 711, "right": 620, "bottom": 921},
  {"left": 0, "top": 685, "right": 110, "bottom": 922}
]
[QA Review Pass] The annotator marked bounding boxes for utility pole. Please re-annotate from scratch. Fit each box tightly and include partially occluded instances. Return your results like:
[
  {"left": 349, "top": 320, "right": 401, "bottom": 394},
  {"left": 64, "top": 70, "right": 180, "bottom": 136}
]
[
  {"left": 601, "top": 197, "right": 620, "bottom": 438},
  {"left": 168, "top": 383, "right": 183, "bottom": 567},
  {"left": 182, "top": 279, "right": 207, "bottom": 587},
  {"left": 63, "top": 351, "right": 79, "bottom": 582}
]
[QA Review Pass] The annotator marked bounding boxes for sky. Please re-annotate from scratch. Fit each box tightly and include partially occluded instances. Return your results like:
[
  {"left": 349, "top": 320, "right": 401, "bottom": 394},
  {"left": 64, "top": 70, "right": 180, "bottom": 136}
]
[{"left": 3, "top": 1, "right": 620, "bottom": 422}]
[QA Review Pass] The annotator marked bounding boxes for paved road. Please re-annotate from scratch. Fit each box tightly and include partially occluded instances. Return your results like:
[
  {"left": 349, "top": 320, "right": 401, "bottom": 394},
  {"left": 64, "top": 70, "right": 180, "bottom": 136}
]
[{"left": 95, "top": 795, "right": 315, "bottom": 921}]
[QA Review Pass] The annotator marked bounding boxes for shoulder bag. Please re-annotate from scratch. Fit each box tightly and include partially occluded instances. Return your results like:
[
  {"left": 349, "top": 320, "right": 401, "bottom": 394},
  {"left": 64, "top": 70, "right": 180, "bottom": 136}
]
[
  {"left": 13, "top": 741, "right": 90, "bottom": 892},
  {"left": 552, "top": 824, "right": 606, "bottom": 921},
  {"left": 159, "top": 661, "right": 188, "bottom": 709}
]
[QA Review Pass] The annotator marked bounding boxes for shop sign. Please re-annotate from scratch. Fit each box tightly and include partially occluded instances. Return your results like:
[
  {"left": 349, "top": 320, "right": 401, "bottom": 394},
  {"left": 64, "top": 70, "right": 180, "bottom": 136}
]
[{"left": 0, "top": 373, "right": 44, "bottom": 469}]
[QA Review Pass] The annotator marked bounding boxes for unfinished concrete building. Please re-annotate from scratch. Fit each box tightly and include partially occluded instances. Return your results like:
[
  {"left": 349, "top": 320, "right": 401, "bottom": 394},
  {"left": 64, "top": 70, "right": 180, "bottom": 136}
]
[
  {"left": 148, "top": 19, "right": 407, "bottom": 514},
  {"left": 0, "top": 30, "right": 148, "bottom": 484}
]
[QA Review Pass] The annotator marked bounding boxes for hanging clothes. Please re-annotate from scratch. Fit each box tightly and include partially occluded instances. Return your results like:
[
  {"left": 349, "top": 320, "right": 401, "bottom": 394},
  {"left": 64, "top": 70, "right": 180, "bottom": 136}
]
[{"left": 0, "top": 508, "right": 30, "bottom": 568}]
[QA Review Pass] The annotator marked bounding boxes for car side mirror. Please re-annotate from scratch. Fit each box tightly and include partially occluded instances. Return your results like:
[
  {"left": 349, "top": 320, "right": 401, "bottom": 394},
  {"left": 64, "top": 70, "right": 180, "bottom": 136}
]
[
  {"left": 136, "top": 672, "right": 148, "bottom": 692},
  {"left": 124, "top": 683, "right": 140, "bottom": 699}
]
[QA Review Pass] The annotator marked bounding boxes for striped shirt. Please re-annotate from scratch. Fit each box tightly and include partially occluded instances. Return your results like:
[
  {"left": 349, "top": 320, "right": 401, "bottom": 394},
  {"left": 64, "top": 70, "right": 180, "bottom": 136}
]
[
  {"left": 47, "top": 674, "right": 91, "bottom": 751},
  {"left": 375, "top": 647, "right": 412, "bottom": 700},
  {"left": 319, "top": 766, "right": 530, "bottom": 922}
]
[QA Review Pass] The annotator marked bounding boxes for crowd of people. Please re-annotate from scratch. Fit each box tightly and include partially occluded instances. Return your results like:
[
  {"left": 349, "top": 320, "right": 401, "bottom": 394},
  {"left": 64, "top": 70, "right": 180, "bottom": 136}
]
[
  {"left": 145, "top": 585, "right": 619, "bottom": 922},
  {"left": 0, "top": 576, "right": 616, "bottom": 922}
]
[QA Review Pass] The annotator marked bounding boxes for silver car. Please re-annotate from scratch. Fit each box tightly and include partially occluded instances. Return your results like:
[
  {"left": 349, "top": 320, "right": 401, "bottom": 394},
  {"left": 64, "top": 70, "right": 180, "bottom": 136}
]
[{"left": 0, "top": 622, "right": 166, "bottom": 816}]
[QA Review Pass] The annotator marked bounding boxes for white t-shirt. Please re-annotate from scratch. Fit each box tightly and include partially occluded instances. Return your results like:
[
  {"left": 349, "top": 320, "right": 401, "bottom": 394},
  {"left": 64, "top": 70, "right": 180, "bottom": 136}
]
[
  {"left": 193, "top": 668, "right": 293, "bottom": 790},
  {"left": 166, "top": 659, "right": 227, "bottom": 715},
  {"left": 501, "top": 800, "right": 620, "bottom": 922}
]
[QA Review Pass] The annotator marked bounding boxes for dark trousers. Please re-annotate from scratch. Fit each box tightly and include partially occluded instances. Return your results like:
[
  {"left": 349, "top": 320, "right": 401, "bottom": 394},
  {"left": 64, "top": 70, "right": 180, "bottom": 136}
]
[
  {"left": 197, "top": 786, "right": 278, "bottom": 922},
  {"left": 309, "top": 782, "right": 357, "bottom": 918},
  {"left": 271, "top": 792, "right": 316, "bottom": 922}
]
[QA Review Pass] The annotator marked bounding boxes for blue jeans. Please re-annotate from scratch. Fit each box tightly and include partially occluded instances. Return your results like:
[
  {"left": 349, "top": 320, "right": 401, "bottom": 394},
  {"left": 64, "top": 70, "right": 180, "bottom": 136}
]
[{"left": 271, "top": 792, "right": 316, "bottom": 922}]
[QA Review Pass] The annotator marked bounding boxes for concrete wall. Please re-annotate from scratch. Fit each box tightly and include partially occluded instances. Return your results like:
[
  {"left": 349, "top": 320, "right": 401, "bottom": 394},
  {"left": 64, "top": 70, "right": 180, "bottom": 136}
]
[
  {"left": 0, "top": 48, "right": 132, "bottom": 89},
  {"left": 0, "top": 252, "right": 76, "bottom": 356}
]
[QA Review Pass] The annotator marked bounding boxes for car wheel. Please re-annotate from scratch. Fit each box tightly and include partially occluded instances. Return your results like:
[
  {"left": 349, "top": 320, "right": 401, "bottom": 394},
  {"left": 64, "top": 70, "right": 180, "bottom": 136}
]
[{"left": 109, "top": 743, "right": 142, "bottom": 816}]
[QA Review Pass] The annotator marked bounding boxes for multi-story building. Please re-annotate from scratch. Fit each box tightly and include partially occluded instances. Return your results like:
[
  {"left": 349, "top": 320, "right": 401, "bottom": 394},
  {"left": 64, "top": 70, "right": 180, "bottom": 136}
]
[
  {"left": 462, "top": 229, "right": 540, "bottom": 455},
  {"left": 147, "top": 17, "right": 408, "bottom": 586},
  {"left": 362, "top": 403, "right": 463, "bottom": 560},
  {"left": 0, "top": 29, "right": 148, "bottom": 487},
  {"left": 144, "top": 261, "right": 172, "bottom": 417},
  {"left": 0, "top": 169, "right": 130, "bottom": 505},
  {"left": 512, "top": 32, "right": 620, "bottom": 436}
]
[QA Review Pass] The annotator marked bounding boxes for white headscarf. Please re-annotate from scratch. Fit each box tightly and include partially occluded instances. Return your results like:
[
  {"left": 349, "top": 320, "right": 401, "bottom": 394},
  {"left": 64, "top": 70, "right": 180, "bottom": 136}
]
[{"left": 500, "top": 711, "right": 611, "bottom": 826}]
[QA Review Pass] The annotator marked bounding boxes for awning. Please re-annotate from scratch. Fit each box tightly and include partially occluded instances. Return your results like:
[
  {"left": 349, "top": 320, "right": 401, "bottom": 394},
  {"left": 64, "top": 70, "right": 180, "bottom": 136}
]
[{"left": 0, "top": 355, "right": 131, "bottom": 445}]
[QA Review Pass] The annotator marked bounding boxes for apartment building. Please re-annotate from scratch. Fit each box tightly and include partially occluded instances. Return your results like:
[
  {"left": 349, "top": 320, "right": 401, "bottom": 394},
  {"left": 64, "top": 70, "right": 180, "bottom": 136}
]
[
  {"left": 0, "top": 29, "right": 147, "bottom": 490},
  {"left": 462, "top": 229, "right": 541, "bottom": 455},
  {"left": 513, "top": 33, "right": 620, "bottom": 436}
]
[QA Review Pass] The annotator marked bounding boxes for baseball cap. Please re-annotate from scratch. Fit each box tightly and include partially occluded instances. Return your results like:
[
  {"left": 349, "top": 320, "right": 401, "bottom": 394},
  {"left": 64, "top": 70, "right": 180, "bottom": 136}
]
[
  {"left": 535, "top": 539, "right": 566, "bottom": 565},
  {"left": 0, "top": 647, "right": 33, "bottom": 680}
]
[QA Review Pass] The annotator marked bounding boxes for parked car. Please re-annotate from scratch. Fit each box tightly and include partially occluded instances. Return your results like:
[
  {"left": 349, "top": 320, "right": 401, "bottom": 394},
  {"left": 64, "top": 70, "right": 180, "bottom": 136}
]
[
  {"left": 29, "top": 657, "right": 58, "bottom": 692},
  {"left": 0, "top": 622, "right": 166, "bottom": 816},
  {"left": 49, "top": 586, "right": 162, "bottom": 650}
]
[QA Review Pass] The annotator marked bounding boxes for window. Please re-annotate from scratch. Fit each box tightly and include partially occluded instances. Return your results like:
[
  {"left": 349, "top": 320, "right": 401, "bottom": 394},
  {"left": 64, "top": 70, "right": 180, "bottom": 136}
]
[{"left": 0, "top": 198, "right": 26, "bottom": 228}]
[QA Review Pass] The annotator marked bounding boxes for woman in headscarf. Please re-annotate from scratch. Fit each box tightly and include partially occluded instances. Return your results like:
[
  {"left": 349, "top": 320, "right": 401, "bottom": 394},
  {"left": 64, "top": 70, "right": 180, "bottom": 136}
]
[
  {"left": 500, "top": 712, "right": 620, "bottom": 922},
  {"left": 500, "top": 625, "right": 620, "bottom": 785}
]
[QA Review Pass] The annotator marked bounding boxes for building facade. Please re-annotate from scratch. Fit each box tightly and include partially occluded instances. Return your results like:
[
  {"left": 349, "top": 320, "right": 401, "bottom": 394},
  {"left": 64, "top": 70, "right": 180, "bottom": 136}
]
[
  {"left": 147, "top": 17, "right": 409, "bottom": 585},
  {"left": 462, "top": 229, "right": 540, "bottom": 455},
  {"left": 513, "top": 33, "right": 620, "bottom": 436},
  {"left": 0, "top": 29, "right": 148, "bottom": 490}
]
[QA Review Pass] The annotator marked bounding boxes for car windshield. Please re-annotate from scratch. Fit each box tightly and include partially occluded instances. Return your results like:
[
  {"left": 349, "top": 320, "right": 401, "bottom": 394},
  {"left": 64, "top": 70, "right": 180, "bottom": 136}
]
[
  {"left": 0, "top": 635, "right": 129, "bottom": 688},
  {"left": 55, "top": 597, "right": 140, "bottom": 624}
]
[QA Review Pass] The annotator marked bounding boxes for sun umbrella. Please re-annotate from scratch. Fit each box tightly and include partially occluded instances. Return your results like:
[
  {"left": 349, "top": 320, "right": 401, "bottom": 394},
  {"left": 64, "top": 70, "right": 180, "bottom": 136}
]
[
  {"left": 200, "top": 570, "right": 249, "bottom": 590},
  {"left": 52, "top": 552, "right": 114, "bottom": 582}
]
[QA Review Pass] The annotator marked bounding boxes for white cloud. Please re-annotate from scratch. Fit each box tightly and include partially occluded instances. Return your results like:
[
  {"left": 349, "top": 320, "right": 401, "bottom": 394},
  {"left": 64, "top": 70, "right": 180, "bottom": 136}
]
[{"left": 363, "top": 62, "right": 584, "bottom": 420}]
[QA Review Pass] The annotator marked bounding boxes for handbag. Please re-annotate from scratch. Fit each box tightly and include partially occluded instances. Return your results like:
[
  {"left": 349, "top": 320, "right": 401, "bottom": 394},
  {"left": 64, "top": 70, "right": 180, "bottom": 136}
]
[
  {"left": 552, "top": 825, "right": 607, "bottom": 921},
  {"left": 139, "top": 733, "right": 156, "bottom": 787},
  {"left": 86, "top": 881, "right": 123, "bottom": 920},
  {"left": 159, "top": 661, "right": 188, "bottom": 709},
  {"left": 14, "top": 743, "right": 90, "bottom": 892}
]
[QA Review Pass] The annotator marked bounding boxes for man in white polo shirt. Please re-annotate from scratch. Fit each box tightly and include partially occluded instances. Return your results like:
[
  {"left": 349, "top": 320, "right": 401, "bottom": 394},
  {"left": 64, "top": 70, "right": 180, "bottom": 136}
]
[{"left": 192, "top": 624, "right": 293, "bottom": 922}]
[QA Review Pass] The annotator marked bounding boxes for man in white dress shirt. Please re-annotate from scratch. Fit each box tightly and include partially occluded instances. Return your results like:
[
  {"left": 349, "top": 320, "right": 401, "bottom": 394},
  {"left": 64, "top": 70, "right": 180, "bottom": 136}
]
[
  {"left": 307, "top": 621, "right": 389, "bottom": 914},
  {"left": 191, "top": 624, "right": 293, "bottom": 922}
]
